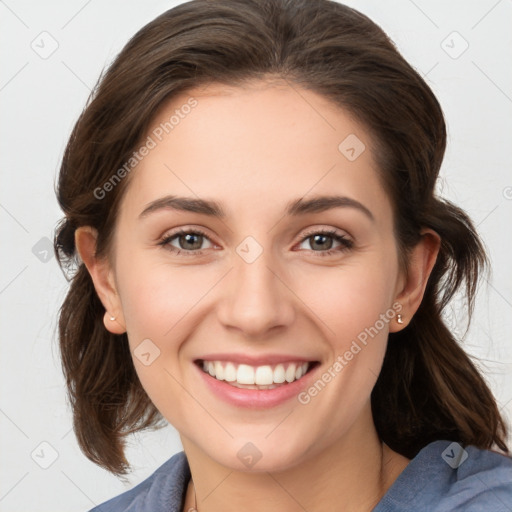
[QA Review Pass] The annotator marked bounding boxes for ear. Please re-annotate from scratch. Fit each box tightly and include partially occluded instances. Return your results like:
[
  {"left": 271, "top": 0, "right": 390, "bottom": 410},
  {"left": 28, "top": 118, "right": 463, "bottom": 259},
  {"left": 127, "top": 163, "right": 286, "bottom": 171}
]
[
  {"left": 390, "top": 228, "right": 441, "bottom": 332},
  {"left": 75, "top": 226, "right": 126, "bottom": 334}
]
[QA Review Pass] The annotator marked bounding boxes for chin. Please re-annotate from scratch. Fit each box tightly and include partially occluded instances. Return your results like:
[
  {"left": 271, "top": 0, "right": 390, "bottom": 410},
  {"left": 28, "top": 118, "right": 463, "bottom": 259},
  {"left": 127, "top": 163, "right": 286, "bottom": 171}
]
[{"left": 203, "top": 432, "right": 315, "bottom": 473}]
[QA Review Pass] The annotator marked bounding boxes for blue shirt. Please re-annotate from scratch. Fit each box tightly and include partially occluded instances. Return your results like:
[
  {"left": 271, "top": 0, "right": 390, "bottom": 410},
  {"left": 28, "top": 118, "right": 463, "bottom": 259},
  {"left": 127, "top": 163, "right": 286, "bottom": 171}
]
[{"left": 89, "top": 440, "right": 512, "bottom": 511}]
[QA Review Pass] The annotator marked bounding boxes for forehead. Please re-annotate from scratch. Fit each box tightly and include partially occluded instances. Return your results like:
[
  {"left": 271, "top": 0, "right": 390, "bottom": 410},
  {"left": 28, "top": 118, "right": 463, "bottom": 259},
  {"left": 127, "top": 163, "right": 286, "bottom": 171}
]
[{"left": 119, "top": 80, "right": 392, "bottom": 226}]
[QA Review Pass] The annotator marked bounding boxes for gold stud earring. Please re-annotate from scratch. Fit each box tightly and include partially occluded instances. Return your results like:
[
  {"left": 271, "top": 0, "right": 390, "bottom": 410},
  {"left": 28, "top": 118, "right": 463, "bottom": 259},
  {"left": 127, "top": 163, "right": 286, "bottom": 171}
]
[{"left": 397, "top": 313, "right": 404, "bottom": 324}]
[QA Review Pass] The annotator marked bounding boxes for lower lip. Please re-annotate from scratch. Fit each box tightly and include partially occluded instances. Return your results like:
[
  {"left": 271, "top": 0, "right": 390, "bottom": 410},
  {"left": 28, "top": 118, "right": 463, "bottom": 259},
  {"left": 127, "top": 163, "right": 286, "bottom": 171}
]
[{"left": 194, "top": 363, "right": 318, "bottom": 409}]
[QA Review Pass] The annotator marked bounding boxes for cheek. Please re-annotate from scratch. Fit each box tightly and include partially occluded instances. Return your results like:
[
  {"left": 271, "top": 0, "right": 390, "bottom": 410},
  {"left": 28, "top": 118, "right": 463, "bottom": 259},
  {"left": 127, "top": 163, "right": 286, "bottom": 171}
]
[
  {"left": 291, "top": 256, "right": 399, "bottom": 409},
  {"left": 117, "top": 256, "right": 215, "bottom": 342},
  {"left": 294, "top": 258, "right": 398, "bottom": 344},
  {"left": 117, "top": 242, "right": 399, "bottom": 361},
  {"left": 114, "top": 255, "right": 211, "bottom": 417},
  {"left": 291, "top": 265, "right": 396, "bottom": 427}
]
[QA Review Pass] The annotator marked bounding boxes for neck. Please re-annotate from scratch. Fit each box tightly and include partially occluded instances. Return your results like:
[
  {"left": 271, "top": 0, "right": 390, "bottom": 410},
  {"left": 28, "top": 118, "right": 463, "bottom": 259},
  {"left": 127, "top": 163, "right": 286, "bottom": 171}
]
[{"left": 181, "top": 406, "right": 410, "bottom": 512}]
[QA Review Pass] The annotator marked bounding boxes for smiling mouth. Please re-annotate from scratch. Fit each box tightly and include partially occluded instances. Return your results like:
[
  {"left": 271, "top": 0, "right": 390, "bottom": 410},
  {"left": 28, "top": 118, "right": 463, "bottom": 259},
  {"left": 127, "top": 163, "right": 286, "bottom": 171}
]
[{"left": 195, "top": 359, "right": 319, "bottom": 390}]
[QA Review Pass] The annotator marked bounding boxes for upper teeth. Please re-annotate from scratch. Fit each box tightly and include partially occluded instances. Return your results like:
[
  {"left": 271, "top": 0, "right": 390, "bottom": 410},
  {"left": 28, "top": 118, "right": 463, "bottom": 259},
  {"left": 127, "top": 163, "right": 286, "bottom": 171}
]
[{"left": 202, "top": 361, "right": 310, "bottom": 385}]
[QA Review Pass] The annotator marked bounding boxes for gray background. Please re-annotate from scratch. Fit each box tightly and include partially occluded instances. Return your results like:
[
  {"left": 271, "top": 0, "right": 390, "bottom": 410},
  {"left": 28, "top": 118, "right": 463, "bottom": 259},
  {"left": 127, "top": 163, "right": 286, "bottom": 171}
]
[{"left": 1, "top": 0, "right": 511, "bottom": 510}]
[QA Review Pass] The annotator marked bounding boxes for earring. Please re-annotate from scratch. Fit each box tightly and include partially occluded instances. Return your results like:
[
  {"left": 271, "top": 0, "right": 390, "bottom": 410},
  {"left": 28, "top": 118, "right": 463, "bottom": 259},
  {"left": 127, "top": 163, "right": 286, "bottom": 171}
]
[
  {"left": 397, "top": 313, "right": 404, "bottom": 324},
  {"left": 109, "top": 314, "right": 116, "bottom": 321}
]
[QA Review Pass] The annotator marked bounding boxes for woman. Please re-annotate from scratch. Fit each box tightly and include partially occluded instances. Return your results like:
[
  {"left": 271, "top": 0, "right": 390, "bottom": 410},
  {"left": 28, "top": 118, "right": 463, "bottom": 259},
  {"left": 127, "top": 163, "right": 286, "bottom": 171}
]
[{"left": 54, "top": 0, "right": 512, "bottom": 510}]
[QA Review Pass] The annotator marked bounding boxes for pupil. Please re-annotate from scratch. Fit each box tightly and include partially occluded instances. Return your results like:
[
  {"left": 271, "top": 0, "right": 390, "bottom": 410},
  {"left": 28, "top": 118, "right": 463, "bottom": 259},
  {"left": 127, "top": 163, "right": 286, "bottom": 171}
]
[
  {"left": 181, "top": 233, "right": 202, "bottom": 250},
  {"left": 312, "top": 234, "right": 332, "bottom": 251}
]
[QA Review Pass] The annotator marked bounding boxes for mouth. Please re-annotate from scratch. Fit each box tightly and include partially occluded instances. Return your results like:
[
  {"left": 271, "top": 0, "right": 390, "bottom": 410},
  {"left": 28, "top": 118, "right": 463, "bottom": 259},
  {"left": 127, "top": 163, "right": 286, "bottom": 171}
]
[{"left": 194, "top": 359, "right": 320, "bottom": 390}]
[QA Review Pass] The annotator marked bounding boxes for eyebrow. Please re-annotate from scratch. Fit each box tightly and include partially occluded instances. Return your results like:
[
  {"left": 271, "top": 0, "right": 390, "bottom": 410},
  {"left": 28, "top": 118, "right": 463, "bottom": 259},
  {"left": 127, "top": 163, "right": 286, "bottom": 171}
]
[{"left": 139, "top": 194, "right": 374, "bottom": 221}]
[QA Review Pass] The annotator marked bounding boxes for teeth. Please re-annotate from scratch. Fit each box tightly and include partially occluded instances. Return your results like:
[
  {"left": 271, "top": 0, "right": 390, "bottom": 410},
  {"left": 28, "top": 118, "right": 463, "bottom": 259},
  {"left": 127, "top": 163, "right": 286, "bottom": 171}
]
[
  {"left": 199, "top": 360, "right": 311, "bottom": 386},
  {"left": 285, "top": 364, "right": 296, "bottom": 383},
  {"left": 237, "top": 364, "right": 255, "bottom": 384},
  {"left": 273, "top": 364, "right": 286, "bottom": 383},
  {"left": 229, "top": 382, "right": 279, "bottom": 390},
  {"left": 214, "top": 361, "right": 224, "bottom": 381},
  {"left": 255, "top": 365, "right": 273, "bottom": 385},
  {"left": 224, "top": 362, "right": 237, "bottom": 382}
]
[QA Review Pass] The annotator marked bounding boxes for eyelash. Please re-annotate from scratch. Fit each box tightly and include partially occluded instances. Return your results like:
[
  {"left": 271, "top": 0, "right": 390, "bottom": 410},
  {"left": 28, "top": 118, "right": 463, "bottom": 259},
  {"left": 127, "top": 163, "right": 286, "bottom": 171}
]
[
  {"left": 299, "top": 228, "right": 354, "bottom": 256},
  {"left": 158, "top": 228, "right": 354, "bottom": 257}
]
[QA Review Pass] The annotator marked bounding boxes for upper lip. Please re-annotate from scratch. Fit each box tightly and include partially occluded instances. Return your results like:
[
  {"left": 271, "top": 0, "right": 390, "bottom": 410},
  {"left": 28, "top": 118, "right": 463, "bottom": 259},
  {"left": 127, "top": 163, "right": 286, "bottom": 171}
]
[{"left": 195, "top": 353, "right": 318, "bottom": 366}]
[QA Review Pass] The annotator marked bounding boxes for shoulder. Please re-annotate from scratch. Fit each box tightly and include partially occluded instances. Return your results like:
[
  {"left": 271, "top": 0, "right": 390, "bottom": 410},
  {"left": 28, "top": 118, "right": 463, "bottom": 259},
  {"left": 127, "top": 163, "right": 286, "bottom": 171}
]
[
  {"left": 88, "top": 451, "right": 190, "bottom": 512},
  {"left": 375, "top": 440, "right": 512, "bottom": 512},
  {"left": 448, "top": 442, "right": 512, "bottom": 510}
]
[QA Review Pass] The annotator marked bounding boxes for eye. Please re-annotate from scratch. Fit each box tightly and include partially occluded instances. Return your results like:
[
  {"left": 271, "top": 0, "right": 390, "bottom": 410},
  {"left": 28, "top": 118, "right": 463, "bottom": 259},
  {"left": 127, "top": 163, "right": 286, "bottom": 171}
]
[
  {"left": 159, "top": 228, "right": 214, "bottom": 255},
  {"left": 158, "top": 227, "right": 353, "bottom": 257},
  {"left": 296, "top": 228, "right": 353, "bottom": 256}
]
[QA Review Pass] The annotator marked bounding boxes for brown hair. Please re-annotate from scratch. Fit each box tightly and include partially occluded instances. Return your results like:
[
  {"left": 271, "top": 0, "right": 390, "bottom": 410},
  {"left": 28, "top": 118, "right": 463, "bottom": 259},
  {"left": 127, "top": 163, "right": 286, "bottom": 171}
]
[{"left": 54, "top": 0, "right": 509, "bottom": 475}]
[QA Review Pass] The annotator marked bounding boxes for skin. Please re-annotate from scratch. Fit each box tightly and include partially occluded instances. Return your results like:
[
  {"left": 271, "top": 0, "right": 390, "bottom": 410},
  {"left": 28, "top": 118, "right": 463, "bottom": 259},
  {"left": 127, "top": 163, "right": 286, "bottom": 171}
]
[{"left": 76, "top": 79, "right": 440, "bottom": 511}]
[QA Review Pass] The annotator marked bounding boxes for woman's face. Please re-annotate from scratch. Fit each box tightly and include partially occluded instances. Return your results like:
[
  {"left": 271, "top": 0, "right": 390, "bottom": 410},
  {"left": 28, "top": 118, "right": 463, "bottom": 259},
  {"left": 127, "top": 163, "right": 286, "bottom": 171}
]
[{"left": 104, "top": 80, "right": 408, "bottom": 471}]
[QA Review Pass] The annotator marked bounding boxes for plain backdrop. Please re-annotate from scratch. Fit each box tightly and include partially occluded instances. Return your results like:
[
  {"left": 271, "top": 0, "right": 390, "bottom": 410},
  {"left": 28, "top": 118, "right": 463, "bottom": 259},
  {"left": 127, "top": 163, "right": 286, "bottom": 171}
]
[{"left": 1, "top": 0, "right": 511, "bottom": 510}]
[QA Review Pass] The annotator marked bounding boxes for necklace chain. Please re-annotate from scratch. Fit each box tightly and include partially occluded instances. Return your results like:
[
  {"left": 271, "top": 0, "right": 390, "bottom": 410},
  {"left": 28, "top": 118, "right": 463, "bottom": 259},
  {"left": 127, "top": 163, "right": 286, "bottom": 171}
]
[
  {"left": 187, "top": 479, "right": 198, "bottom": 512},
  {"left": 186, "top": 442, "right": 386, "bottom": 512}
]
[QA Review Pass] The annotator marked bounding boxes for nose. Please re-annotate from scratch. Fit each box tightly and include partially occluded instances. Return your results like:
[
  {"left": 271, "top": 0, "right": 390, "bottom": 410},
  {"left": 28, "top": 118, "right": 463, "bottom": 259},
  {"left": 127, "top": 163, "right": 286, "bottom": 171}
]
[{"left": 216, "top": 247, "right": 296, "bottom": 338}]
